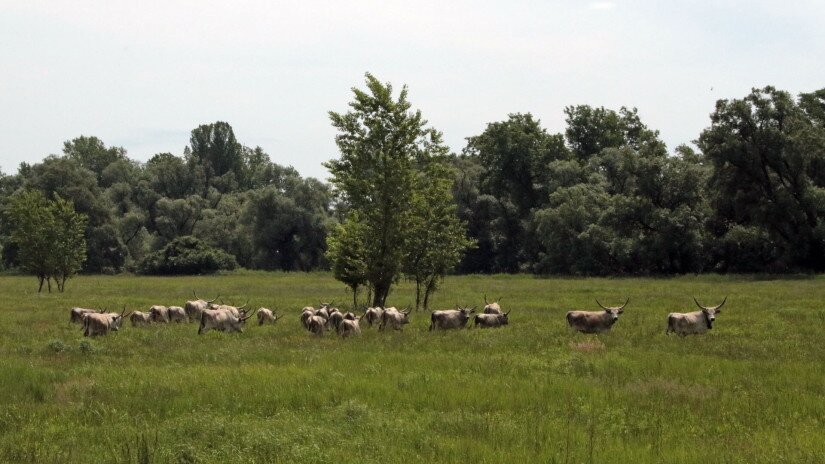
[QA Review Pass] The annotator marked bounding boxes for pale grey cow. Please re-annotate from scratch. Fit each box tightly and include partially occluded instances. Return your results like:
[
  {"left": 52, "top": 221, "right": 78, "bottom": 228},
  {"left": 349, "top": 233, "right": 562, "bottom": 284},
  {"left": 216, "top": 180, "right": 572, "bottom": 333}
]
[
  {"left": 130, "top": 311, "right": 151, "bottom": 327},
  {"left": 430, "top": 306, "right": 476, "bottom": 331},
  {"left": 337, "top": 317, "right": 362, "bottom": 338},
  {"left": 198, "top": 307, "right": 256, "bottom": 335},
  {"left": 483, "top": 295, "right": 504, "bottom": 314},
  {"left": 566, "top": 299, "right": 629, "bottom": 334},
  {"left": 184, "top": 292, "right": 219, "bottom": 322},
  {"left": 168, "top": 306, "right": 187, "bottom": 323},
  {"left": 474, "top": 309, "right": 510, "bottom": 328},
  {"left": 83, "top": 308, "right": 130, "bottom": 337},
  {"left": 379, "top": 307, "right": 410, "bottom": 331},
  {"left": 666, "top": 297, "right": 727, "bottom": 336}
]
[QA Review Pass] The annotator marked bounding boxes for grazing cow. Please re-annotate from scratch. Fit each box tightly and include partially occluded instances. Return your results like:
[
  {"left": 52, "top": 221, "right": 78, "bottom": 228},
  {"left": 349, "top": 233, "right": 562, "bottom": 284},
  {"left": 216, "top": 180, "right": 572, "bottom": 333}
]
[
  {"left": 300, "top": 307, "right": 315, "bottom": 329},
  {"left": 70, "top": 307, "right": 97, "bottom": 324},
  {"left": 149, "top": 305, "right": 170, "bottom": 323},
  {"left": 474, "top": 309, "right": 511, "bottom": 328},
  {"left": 338, "top": 317, "right": 362, "bottom": 338},
  {"left": 666, "top": 297, "right": 727, "bottom": 336},
  {"left": 168, "top": 306, "right": 187, "bottom": 323},
  {"left": 198, "top": 307, "right": 256, "bottom": 335},
  {"left": 430, "top": 306, "right": 476, "bottom": 331},
  {"left": 130, "top": 311, "right": 151, "bottom": 327},
  {"left": 566, "top": 299, "right": 629, "bottom": 334},
  {"left": 83, "top": 308, "right": 130, "bottom": 337},
  {"left": 184, "top": 292, "right": 219, "bottom": 322},
  {"left": 363, "top": 307, "right": 384, "bottom": 327},
  {"left": 257, "top": 308, "right": 283, "bottom": 326},
  {"left": 379, "top": 307, "right": 411, "bottom": 331},
  {"left": 483, "top": 295, "right": 504, "bottom": 314},
  {"left": 307, "top": 315, "right": 327, "bottom": 336}
]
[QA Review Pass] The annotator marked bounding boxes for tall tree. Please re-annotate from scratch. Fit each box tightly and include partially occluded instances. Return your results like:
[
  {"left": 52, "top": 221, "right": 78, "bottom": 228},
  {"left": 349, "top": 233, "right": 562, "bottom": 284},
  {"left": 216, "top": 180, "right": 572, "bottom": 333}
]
[
  {"left": 326, "top": 73, "right": 446, "bottom": 306},
  {"left": 187, "top": 122, "right": 245, "bottom": 195},
  {"left": 698, "top": 86, "right": 825, "bottom": 271},
  {"left": 63, "top": 136, "right": 127, "bottom": 183}
]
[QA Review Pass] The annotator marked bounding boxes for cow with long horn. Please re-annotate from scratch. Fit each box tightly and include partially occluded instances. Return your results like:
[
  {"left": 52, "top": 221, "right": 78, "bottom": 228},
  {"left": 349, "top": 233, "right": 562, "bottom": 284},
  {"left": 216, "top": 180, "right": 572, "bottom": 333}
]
[
  {"left": 185, "top": 292, "right": 219, "bottom": 322},
  {"left": 70, "top": 307, "right": 97, "bottom": 324},
  {"left": 379, "top": 307, "right": 411, "bottom": 331},
  {"left": 257, "top": 307, "right": 284, "bottom": 326},
  {"left": 430, "top": 306, "right": 475, "bottom": 331},
  {"left": 666, "top": 297, "right": 727, "bottom": 336},
  {"left": 363, "top": 307, "right": 384, "bottom": 328},
  {"left": 566, "top": 298, "right": 628, "bottom": 333},
  {"left": 83, "top": 307, "right": 131, "bottom": 337},
  {"left": 198, "top": 306, "right": 258, "bottom": 334},
  {"left": 483, "top": 295, "right": 504, "bottom": 314}
]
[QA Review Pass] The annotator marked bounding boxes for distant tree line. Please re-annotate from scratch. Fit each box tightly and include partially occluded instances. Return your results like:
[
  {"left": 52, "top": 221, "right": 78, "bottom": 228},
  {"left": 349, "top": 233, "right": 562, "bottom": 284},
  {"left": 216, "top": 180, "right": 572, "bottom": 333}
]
[{"left": 1, "top": 84, "right": 823, "bottom": 279}]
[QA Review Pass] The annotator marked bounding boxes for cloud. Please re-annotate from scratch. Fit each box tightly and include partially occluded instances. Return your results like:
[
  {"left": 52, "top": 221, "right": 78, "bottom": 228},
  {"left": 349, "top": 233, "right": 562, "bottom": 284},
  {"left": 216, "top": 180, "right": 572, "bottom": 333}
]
[{"left": 589, "top": 2, "right": 616, "bottom": 10}]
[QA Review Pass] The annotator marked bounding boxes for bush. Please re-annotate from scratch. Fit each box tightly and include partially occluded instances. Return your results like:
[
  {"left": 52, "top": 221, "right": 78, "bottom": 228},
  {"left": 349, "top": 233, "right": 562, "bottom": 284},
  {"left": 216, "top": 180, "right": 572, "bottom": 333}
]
[{"left": 137, "top": 236, "right": 237, "bottom": 275}]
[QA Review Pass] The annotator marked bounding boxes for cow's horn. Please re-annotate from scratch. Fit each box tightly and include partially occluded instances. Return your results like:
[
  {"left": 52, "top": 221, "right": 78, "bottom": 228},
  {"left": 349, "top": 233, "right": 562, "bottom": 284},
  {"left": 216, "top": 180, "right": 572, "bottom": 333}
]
[
  {"left": 710, "top": 296, "right": 727, "bottom": 311},
  {"left": 237, "top": 299, "right": 249, "bottom": 310},
  {"left": 505, "top": 309, "right": 511, "bottom": 316},
  {"left": 497, "top": 296, "right": 503, "bottom": 303},
  {"left": 595, "top": 299, "right": 610, "bottom": 311},
  {"left": 240, "top": 308, "right": 258, "bottom": 321},
  {"left": 619, "top": 298, "right": 629, "bottom": 310},
  {"left": 484, "top": 294, "right": 488, "bottom": 305},
  {"left": 693, "top": 297, "right": 707, "bottom": 311},
  {"left": 207, "top": 294, "right": 219, "bottom": 304}
]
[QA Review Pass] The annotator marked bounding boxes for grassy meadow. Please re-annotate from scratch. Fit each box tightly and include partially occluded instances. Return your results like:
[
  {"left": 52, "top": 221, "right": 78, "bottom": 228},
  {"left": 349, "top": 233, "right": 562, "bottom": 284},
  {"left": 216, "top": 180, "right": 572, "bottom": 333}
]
[{"left": 0, "top": 271, "right": 823, "bottom": 463}]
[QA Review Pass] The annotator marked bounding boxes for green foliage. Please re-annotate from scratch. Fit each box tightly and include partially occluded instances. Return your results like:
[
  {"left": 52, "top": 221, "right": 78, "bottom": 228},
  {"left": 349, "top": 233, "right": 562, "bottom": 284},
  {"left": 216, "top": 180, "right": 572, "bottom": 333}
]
[
  {"left": 326, "top": 215, "right": 369, "bottom": 305},
  {"left": 62, "top": 135, "right": 127, "bottom": 182},
  {"left": 325, "top": 73, "right": 447, "bottom": 306},
  {"left": 698, "top": 86, "right": 825, "bottom": 272},
  {"left": 137, "top": 236, "right": 237, "bottom": 275},
  {"left": 4, "top": 190, "right": 87, "bottom": 291}
]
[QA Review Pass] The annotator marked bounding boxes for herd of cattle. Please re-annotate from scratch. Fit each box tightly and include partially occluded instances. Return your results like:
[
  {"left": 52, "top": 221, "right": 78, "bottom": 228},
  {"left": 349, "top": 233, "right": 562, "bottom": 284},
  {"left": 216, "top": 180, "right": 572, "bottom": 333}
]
[{"left": 69, "top": 292, "right": 728, "bottom": 338}]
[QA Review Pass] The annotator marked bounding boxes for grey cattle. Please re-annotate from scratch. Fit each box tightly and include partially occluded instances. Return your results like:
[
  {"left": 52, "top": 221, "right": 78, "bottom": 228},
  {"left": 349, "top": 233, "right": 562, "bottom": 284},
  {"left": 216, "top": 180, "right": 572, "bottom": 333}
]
[
  {"left": 198, "top": 307, "right": 256, "bottom": 335},
  {"left": 430, "top": 306, "right": 476, "bottom": 331},
  {"left": 363, "top": 307, "right": 384, "bottom": 327},
  {"left": 300, "top": 307, "right": 315, "bottom": 329},
  {"left": 483, "top": 295, "right": 504, "bottom": 314},
  {"left": 212, "top": 299, "right": 250, "bottom": 319},
  {"left": 307, "top": 315, "right": 327, "bottom": 336},
  {"left": 257, "top": 308, "right": 283, "bottom": 326},
  {"left": 168, "top": 306, "right": 187, "bottom": 323},
  {"left": 666, "top": 297, "right": 727, "bottom": 336},
  {"left": 149, "top": 305, "right": 170, "bottom": 323},
  {"left": 566, "top": 299, "right": 629, "bottom": 334},
  {"left": 70, "top": 307, "right": 97, "bottom": 324},
  {"left": 337, "top": 317, "right": 362, "bottom": 338},
  {"left": 184, "top": 292, "right": 219, "bottom": 322},
  {"left": 379, "top": 307, "right": 410, "bottom": 331},
  {"left": 327, "top": 310, "right": 344, "bottom": 330},
  {"left": 130, "top": 311, "right": 151, "bottom": 327},
  {"left": 83, "top": 308, "right": 130, "bottom": 337},
  {"left": 474, "top": 309, "right": 510, "bottom": 328}
]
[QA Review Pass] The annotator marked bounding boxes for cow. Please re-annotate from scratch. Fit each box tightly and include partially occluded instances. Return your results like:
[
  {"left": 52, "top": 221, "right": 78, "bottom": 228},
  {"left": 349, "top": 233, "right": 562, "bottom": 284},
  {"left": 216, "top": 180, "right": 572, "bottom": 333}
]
[
  {"left": 83, "top": 308, "right": 130, "bottom": 337},
  {"left": 167, "top": 306, "right": 187, "bottom": 323},
  {"left": 666, "top": 297, "right": 727, "bottom": 336},
  {"left": 307, "top": 315, "right": 327, "bottom": 336},
  {"left": 327, "top": 310, "right": 344, "bottom": 330},
  {"left": 130, "top": 311, "right": 152, "bottom": 327},
  {"left": 184, "top": 292, "right": 219, "bottom": 322},
  {"left": 300, "top": 307, "right": 315, "bottom": 329},
  {"left": 211, "top": 299, "right": 250, "bottom": 319},
  {"left": 338, "top": 316, "right": 362, "bottom": 338},
  {"left": 257, "top": 308, "right": 284, "bottom": 326},
  {"left": 430, "top": 306, "right": 476, "bottom": 331},
  {"left": 566, "top": 298, "right": 629, "bottom": 334},
  {"left": 70, "top": 307, "right": 97, "bottom": 324},
  {"left": 363, "top": 307, "right": 384, "bottom": 327},
  {"left": 149, "top": 305, "right": 170, "bottom": 323},
  {"left": 474, "top": 309, "right": 511, "bottom": 328},
  {"left": 379, "top": 307, "right": 410, "bottom": 331},
  {"left": 483, "top": 295, "right": 504, "bottom": 314},
  {"left": 198, "top": 307, "right": 257, "bottom": 335}
]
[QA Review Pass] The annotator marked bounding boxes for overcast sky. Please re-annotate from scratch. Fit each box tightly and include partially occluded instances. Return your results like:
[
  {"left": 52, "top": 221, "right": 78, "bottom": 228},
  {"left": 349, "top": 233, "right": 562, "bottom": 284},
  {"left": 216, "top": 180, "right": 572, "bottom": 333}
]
[{"left": 1, "top": 0, "right": 823, "bottom": 180}]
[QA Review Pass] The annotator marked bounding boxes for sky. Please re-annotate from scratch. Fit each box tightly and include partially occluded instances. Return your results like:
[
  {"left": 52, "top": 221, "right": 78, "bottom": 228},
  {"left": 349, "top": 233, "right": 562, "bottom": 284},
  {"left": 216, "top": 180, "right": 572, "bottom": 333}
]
[{"left": 1, "top": 0, "right": 824, "bottom": 180}]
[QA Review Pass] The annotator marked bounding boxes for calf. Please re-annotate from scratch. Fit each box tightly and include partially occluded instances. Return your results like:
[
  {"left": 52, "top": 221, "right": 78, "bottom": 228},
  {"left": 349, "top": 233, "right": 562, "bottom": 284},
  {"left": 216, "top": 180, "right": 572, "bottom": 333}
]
[
  {"left": 474, "top": 309, "right": 510, "bottom": 328},
  {"left": 130, "top": 311, "right": 151, "bottom": 327},
  {"left": 430, "top": 306, "right": 475, "bottom": 331},
  {"left": 666, "top": 297, "right": 727, "bottom": 336},
  {"left": 566, "top": 299, "right": 628, "bottom": 334}
]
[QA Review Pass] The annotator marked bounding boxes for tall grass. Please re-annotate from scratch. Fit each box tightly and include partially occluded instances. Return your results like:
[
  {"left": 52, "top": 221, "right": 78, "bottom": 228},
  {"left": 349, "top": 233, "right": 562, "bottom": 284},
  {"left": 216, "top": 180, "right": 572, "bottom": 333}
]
[{"left": 0, "top": 271, "right": 823, "bottom": 463}]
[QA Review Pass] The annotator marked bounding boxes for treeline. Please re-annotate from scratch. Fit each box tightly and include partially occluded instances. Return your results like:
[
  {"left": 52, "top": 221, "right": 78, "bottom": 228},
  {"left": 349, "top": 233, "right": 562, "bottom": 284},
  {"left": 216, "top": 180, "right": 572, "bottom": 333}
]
[{"left": 1, "top": 85, "right": 823, "bottom": 276}]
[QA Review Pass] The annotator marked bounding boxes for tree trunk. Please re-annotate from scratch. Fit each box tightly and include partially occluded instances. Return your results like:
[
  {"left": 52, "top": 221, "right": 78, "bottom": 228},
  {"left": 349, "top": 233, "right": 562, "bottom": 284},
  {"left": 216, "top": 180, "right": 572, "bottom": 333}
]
[
  {"left": 415, "top": 279, "right": 421, "bottom": 311},
  {"left": 46, "top": 277, "right": 52, "bottom": 293},
  {"left": 372, "top": 280, "right": 390, "bottom": 308},
  {"left": 37, "top": 275, "right": 44, "bottom": 293},
  {"left": 352, "top": 285, "right": 358, "bottom": 309},
  {"left": 423, "top": 276, "right": 438, "bottom": 312}
]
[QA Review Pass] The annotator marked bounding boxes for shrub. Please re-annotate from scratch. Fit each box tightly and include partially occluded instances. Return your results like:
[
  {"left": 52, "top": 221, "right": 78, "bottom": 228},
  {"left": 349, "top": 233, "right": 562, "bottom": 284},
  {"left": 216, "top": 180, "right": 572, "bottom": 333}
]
[{"left": 137, "top": 236, "right": 237, "bottom": 275}]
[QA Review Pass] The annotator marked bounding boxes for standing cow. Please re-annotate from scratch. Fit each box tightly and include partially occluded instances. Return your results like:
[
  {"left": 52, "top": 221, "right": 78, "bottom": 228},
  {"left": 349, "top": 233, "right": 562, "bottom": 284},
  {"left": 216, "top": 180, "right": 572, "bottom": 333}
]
[
  {"left": 149, "top": 305, "right": 170, "bottom": 323},
  {"left": 130, "top": 311, "right": 152, "bottom": 327},
  {"left": 338, "top": 316, "right": 362, "bottom": 338},
  {"left": 257, "top": 308, "right": 283, "bottom": 326},
  {"left": 83, "top": 308, "right": 130, "bottom": 337},
  {"left": 566, "top": 299, "right": 629, "bottom": 334},
  {"left": 379, "top": 307, "right": 411, "bottom": 331},
  {"left": 430, "top": 306, "right": 475, "bottom": 331},
  {"left": 363, "top": 307, "right": 384, "bottom": 327},
  {"left": 307, "top": 315, "right": 328, "bottom": 336},
  {"left": 184, "top": 292, "right": 219, "bottom": 322},
  {"left": 474, "top": 309, "right": 510, "bottom": 328},
  {"left": 300, "top": 307, "right": 315, "bottom": 329},
  {"left": 70, "top": 307, "right": 97, "bottom": 324},
  {"left": 483, "top": 295, "right": 504, "bottom": 314},
  {"left": 168, "top": 306, "right": 187, "bottom": 323},
  {"left": 198, "top": 307, "right": 257, "bottom": 335},
  {"left": 666, "top": 297, "right": 727, "bottom": 336}
]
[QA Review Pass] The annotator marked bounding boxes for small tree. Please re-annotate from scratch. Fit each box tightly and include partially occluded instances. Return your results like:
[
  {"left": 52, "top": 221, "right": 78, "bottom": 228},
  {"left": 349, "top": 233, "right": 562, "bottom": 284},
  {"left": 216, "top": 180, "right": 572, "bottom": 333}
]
[
  {"left": 326, "top": 216, "right": 369, "bottom": 308},
  {"left": 5, "top": 190, "right": 87, "bottom": 292}
]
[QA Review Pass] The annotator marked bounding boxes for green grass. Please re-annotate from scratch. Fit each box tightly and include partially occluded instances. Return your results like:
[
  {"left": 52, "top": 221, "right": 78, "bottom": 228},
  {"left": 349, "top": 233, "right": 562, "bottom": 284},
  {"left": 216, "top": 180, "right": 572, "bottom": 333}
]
[{"left": 1, "top": 271, "right": 824, "bottom": 463}]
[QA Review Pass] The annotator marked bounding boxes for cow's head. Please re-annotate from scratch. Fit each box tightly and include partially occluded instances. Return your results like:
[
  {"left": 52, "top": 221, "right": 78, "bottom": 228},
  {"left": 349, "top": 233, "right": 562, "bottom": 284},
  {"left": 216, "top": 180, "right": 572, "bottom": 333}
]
[
  {"left": 499, "top": 309, "right": 511, "bottom": 325},
  {"left": 483, "top": 294, "right": 503, "bottom": 313},
  {"left": 110, "top": 307, "right": 131, "bottom": 330},
  {"left": 694, "top": 296, "right": 726, "bottom": 329},
  {"left": 596, "top": 298, "right": 628, "bottom": 322},
  {"left": 399, "top": 308, "right": 411, "bottom": 325},
  {"left": 233, "top": 308, "right": 258, "bottom": 333}
]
